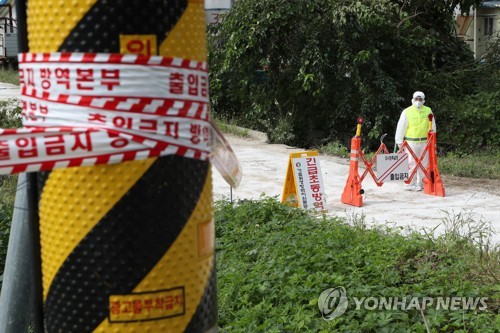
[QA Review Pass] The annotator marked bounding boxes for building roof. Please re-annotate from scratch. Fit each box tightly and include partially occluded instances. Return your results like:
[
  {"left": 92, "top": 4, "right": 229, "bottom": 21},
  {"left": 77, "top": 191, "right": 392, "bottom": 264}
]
[{"left": 481, "top": 1, "right": 500, "bottom": 9}]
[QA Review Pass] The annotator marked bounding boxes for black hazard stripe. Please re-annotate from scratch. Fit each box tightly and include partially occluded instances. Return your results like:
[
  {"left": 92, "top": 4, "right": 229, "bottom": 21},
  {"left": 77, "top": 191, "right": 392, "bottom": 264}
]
[
  {"left": 44, "top": 156, "right": 209, "bottom": 332},
  {"left": 185, "top": 264, "right": 218, "bottom": 332},
  {"left": 43, "top": 1, "right": 205, "bottom": 331},
  {"left": 59, "top": 0, "right": 189, "bottom": 53}
]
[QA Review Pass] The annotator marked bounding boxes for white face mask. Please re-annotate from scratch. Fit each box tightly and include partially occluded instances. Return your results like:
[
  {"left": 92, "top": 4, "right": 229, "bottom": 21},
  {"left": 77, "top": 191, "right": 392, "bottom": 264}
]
[{"left": 413, "top": 101, "right": 423, "bottom": 108}]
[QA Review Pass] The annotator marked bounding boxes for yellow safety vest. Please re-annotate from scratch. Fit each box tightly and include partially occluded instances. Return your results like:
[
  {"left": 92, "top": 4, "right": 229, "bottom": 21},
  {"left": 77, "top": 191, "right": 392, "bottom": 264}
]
[{"left": 404, "top": 105, "right": 431, "bottom": 142}]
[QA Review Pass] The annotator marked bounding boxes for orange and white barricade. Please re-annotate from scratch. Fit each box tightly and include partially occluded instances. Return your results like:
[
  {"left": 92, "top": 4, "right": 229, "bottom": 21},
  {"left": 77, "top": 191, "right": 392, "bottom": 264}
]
[{"left": 341, "top": 115, "right": 445, "bottom": 207}]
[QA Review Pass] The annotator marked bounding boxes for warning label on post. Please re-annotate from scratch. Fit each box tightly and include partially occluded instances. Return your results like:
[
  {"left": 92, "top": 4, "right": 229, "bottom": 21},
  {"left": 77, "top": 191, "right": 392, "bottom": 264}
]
[{"left": 109, "top": 287, "right": 185, "bottom": 323}]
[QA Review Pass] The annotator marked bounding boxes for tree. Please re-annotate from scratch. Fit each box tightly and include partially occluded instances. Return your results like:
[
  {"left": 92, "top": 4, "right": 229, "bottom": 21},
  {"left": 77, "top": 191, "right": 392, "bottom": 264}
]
[{"left": 208, "top": 0, "right": 483, "bottom": 148}]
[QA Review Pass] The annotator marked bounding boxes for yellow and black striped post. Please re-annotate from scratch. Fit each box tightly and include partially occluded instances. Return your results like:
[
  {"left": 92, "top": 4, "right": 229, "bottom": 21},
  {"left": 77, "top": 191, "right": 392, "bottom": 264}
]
[{"left": 26, "top": 0, "right": 216, "bottom": 331}]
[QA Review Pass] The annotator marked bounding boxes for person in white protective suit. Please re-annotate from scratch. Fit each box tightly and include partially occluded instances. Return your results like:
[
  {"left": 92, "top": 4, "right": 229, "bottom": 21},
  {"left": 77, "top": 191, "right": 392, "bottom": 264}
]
[{"left": 395, "top": 91, "right": 436, "bottom": 191}]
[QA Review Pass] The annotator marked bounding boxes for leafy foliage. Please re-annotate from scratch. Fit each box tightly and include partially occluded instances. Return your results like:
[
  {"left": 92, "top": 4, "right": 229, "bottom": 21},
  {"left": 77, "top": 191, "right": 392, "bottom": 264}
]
[
  {"left": 0, "top": 99, "right": 22, "bottom": 128},
  {"left": 208, "top": 0, "right": 498, "bottom": 152},
  {"left": 483, "top": 32, "right": 500, "bottom": 64},
  {"left": 422, "top": 60, "right": 500, "bottom": 153},
  {"left": 215, "top": 197, "right": 498, "bottom": 332}
]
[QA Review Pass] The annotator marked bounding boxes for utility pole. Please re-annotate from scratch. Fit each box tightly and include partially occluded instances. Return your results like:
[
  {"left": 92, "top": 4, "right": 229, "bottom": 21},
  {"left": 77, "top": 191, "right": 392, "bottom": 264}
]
[{"left": 1, "top": 1, "right": 218, "bottom": 332}]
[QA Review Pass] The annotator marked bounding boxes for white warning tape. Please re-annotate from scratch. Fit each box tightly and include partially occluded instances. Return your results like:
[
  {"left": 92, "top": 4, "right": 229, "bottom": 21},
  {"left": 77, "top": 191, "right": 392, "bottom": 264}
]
[{"left": 0, "top": 53, "right": 241, "bottom": 187}]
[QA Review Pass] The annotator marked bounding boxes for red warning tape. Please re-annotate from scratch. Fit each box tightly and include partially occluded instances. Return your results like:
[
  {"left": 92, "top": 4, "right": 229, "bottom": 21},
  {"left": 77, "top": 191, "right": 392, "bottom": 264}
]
[{"left": 0, "top": 53, "right": 242, "bottom": 186}]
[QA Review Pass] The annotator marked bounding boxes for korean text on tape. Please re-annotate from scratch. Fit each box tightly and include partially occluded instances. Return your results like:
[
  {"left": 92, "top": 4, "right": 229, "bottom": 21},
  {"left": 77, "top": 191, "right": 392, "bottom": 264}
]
[{"left": 0, "top": 53, "right": 241, "bottom": 186}]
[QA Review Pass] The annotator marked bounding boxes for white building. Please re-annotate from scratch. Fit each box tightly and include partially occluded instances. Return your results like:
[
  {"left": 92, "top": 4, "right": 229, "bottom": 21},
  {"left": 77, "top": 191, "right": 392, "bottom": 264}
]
[
  {"left": 456, "top": 1, "right": 500, "bottom": 59},
  {"left": 0, "top": 0, "right": 17, "bottom": 58}
]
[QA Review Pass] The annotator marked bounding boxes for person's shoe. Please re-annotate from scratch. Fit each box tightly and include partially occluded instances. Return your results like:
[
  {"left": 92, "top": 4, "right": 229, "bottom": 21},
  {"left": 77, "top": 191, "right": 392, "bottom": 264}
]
[
  {"left": 404, "top": 184, "right": 415, "bottom": 191},
  {"left": 414, "top": 185, "right": 423, "bottom": 192}
]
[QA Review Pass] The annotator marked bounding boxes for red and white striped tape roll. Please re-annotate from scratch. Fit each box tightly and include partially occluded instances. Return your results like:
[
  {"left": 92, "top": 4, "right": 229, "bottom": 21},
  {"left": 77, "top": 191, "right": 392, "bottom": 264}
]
[{"left": 0, "top": 53, "right": 241, "bottom": 187}]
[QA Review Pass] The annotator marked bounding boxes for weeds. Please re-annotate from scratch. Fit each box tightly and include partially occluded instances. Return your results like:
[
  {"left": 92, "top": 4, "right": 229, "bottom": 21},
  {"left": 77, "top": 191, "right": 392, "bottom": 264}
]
[
  {"left": 438, "top": 209, "right": 494, "bottom": 249},
  {"left": 215, "top": 198, "right": 498, "bottom": 332},
  {"left": 439, "top": 150, "right": 500, "bottom": 179},
  {"left": 213, "top": 117, "right": 250, "bottom": 138},
  {"left": 434, "top": 209, "right": 499, "bottom": 287},
  {"left": 267, "top": 117, "right": 295, "bottom": 144},
  {"left": 317, "top": 141, "right": 349, "bottom": 158}
]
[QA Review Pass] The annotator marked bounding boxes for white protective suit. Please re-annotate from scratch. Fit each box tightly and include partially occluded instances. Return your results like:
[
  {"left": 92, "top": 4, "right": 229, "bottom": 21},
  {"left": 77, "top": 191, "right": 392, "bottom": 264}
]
[{"left": 395, "top": 93, "right": 436, "bottom": 190}]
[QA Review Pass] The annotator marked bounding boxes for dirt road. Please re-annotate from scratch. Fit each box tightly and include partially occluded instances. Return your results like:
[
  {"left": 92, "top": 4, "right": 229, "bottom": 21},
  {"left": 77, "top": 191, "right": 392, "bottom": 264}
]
[{"left": 213, "top": 132, "right": 500, "bottom": 245}]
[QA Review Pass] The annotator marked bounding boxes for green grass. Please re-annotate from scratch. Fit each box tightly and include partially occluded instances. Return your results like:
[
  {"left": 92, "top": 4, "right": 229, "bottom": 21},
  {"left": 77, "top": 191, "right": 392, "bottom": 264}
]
[
  {"left": 439, "top": 150, "right": 500, "bottom": 179},
  {"left": 0, "top": 99, "right": 22, "bottom": 286},
  {"left": 0, "top": 69, "right": 19, "bottom": 85},
  {"left": 214, "top": 117, "right": 250, "bottom": 138},
  {"left": 317, "top": 141, "right": 350, "bottom": 158},
  {"left": 215, "top": 197, "right": 499, "bottom": 332},
  {"left": 0, "top": 175, "right": 17, "bottom": 282}
]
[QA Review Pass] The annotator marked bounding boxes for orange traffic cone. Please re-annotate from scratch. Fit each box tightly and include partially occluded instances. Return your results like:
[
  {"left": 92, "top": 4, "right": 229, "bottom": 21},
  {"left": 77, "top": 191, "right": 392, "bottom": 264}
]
[
  {"left": 341, "top": 118, "right": 364, "bottom": 207},
  {"left": 424, "top": 131, "right": 445, "bottom": 197},
  {"left": 424, "top": 114, "right": 445, "bottom": 197}
]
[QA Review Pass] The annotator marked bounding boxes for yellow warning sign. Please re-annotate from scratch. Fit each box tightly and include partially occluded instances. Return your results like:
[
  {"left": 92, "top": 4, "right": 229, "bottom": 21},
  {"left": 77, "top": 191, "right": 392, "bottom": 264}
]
[{"left": 281, "top": 151, "right": 327, "bottom": 212}]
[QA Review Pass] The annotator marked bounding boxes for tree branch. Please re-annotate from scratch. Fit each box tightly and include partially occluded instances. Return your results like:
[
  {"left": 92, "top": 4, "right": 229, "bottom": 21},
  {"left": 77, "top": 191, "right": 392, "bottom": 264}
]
[{"left": 397, "top": 11, "right": 424, "bottom": 28}]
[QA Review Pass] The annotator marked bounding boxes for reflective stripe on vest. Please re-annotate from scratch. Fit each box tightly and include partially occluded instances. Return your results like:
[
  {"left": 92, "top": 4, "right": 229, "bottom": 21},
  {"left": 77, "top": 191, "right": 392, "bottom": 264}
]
[
  {"left": 404, "top": 136, "right": 427, "bottom": 142},
  {"left": 404, "top": 105, "right": 431, "bottom": 140}
]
